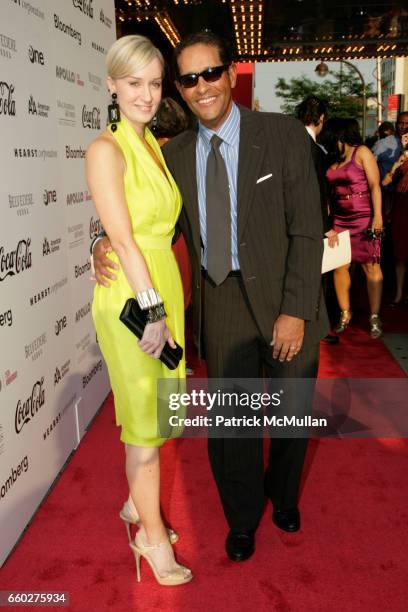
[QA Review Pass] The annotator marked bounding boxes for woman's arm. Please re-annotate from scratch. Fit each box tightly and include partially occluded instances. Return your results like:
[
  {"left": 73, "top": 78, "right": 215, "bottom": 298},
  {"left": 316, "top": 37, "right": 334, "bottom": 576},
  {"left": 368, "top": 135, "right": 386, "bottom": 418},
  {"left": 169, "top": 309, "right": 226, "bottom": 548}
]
[
  {"left": 86, "top": 136, "right": 175, "bottom": 357},
  {"left": 382, "top": 154, "right": 406, "bottom": 186},
  {"left": 356, "top": 146, "right": 382, "bottom": 229},
  {"left": 86, "top": 137, "right": 155, "bottom": 294}
]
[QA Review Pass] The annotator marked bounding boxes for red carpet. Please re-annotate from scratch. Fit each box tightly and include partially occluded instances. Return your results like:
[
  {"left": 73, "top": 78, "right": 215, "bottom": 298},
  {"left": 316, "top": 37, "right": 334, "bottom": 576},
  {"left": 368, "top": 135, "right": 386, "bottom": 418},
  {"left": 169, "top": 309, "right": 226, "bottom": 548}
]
[{"left": 1, "top": 321, "right": 407, "bottom": 611}]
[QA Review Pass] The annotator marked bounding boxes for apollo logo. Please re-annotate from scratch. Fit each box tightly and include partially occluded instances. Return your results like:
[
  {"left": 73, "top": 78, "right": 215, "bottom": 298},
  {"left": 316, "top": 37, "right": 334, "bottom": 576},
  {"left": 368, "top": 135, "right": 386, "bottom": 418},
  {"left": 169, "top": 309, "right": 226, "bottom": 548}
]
[
  {"left": 56, "top": 65, "right": 75, "bottom": 83},
  {"left": 75, "top": 302, "right": 91, "bottom": 323}
]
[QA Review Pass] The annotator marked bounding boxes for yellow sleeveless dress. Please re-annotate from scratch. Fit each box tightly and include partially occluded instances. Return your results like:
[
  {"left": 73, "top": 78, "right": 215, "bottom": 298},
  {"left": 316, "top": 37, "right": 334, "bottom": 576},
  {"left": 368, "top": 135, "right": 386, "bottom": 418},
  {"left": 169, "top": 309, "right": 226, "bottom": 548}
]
[{"left": 92, "top": 115, "right": 185, "bottom": 446}]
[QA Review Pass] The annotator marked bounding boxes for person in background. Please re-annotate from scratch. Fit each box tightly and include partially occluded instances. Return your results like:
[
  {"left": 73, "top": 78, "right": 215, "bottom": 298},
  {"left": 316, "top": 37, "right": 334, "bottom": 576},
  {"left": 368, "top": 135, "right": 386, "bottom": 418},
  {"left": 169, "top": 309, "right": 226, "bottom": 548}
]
[
  {"left": 86, "top": 35, "right": 192, "bottom": 586},
  {"left": 323, "top": 118, "right": 384, "bottom": 338},
  {"left": 296, "top": 95, "right": 339, "bottom": 345},
  {"left": 382, "top": 130, "right": 408, "bottom": 305},
  {"left": 372, "top": 121, "right": 401, "bottom": 179}
]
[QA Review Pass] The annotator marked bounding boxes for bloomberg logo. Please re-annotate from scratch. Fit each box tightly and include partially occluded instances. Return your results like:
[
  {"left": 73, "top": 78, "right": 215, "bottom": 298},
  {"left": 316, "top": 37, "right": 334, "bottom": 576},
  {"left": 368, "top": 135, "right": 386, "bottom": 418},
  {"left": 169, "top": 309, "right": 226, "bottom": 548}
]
[
  {"left": 1, "top": 456, "right": 29, "bottom": 502},
  {"left": 83, "top": 360, "right": 102, "bottom": 389},
  {"left": 75, "top": 260, "right": 91, "bottom": 278}
]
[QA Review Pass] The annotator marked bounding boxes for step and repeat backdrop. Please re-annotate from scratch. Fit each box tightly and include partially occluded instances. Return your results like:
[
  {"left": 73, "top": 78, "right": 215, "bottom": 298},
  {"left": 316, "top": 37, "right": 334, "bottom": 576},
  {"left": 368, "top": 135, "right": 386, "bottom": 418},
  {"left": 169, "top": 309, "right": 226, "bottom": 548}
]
[{"left": 0, "top": 0, "right": 115, "bottom": 566}]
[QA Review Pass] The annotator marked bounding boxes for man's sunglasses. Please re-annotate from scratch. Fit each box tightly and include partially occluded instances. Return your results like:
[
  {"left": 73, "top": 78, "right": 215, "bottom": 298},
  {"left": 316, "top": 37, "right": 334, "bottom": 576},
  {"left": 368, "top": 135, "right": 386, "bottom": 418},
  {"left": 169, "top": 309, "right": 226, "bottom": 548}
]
[{"left": 177, "top": 64, "right": 230, "bottom": 89}]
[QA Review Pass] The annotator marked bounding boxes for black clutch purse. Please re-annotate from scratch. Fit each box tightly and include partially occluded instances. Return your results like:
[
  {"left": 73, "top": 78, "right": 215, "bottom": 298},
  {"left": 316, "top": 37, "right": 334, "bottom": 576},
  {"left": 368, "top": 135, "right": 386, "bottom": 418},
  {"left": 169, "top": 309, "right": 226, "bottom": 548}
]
[{"left": 119, "top": 298, "right": 183, "bottom": 370}]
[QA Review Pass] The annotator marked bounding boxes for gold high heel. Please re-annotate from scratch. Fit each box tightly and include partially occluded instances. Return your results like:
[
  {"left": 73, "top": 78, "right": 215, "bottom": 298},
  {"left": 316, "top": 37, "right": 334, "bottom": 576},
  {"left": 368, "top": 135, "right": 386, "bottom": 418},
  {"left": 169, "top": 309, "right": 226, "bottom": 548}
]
[
  {"left": 119, "top": 501, "right": 179, "bottom": 545},
  {"left": 334, "top": 309, "right": 352, "bottom": 333},
  {"left": 369, "top": 314, "right": 382, "bottom": 339},
  {"left": 130, "top": 532, "right": 192, "bottom": 586}
]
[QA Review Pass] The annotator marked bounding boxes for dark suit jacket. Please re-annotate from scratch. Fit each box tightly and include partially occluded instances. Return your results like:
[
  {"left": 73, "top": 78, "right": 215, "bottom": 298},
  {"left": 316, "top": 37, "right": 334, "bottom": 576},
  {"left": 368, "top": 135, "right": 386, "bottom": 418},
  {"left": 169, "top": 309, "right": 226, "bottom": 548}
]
[
  {"left": 309, "top": 135, "right": 331, "bottom": 233},
  {"left": 163, "top": 106, "right": 329, "bottom": 355}
]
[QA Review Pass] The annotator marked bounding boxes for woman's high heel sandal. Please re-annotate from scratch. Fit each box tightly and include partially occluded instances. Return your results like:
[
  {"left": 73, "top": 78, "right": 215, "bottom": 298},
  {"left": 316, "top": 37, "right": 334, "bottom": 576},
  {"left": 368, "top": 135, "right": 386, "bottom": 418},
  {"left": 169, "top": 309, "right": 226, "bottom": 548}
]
[
  {"left": 369, "top": 314, "right": 383, "bottom": 339},
  {"left": 130, "top": 533, "right": 192, "bottom": 586},
  {"left": 119, "top": 501, "right": 179, "bottom": 545},
  {"left": 334, "top": 309, "right": 352, "bottom": 333}
]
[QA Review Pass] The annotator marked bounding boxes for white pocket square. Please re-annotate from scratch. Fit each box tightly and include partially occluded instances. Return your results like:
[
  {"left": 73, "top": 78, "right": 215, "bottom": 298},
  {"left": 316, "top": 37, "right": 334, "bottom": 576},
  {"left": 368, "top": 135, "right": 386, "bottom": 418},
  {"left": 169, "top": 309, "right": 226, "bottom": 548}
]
[{"left": 256, "top": 173, "right": 273, "bottom": 184}]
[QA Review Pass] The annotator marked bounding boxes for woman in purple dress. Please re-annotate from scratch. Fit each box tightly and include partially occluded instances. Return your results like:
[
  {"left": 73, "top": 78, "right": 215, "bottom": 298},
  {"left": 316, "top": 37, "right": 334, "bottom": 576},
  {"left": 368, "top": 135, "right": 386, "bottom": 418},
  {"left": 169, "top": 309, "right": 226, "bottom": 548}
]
[{"left": 324, "top": 118, "right": 383, "bottom": 338}]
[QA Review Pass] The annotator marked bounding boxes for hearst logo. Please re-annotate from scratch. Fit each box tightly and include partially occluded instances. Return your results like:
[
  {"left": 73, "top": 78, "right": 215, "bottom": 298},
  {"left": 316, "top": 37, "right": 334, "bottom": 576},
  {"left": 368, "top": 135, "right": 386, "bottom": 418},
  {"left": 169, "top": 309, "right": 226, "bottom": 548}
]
[
  {"left": 14, "top": 147, "right": 57, "bottom": 159},
  {"left": 9, "top": 193, "right": 34, "bottom": 217},
  {"left": 29, "top": 276, "right": 67, "bottom": 307},
  {"left": 25, "top": 332, "right": 46, "bottom": 361},
  {"left": 82, "top": 105, "right": 100, "bottom": 130},
  {"left": 75, "top": 301, "right": 91, "bottom": 323},
  {"left": 73, "top": 0, "right": 93, "bottom": 19},
  {"left": 54, "top": 14, "right": 82, "bottom": 46},
  {"left": 0, "top": 81, "right": 16, "bottom": 116},
  {"left": 10, "top": 0, "right": 44, "bottom": 20},
  {"left": 90, "top": 216, "right": 103, "bottom": 239},
  {"left": 15, "top": 377, "right": 45, "bottom": 434},
  {"left": 100, "top": 9, "right": 112, "bottom": 28},
  {"left": 91, "top": 41, "right": 106, "bottom": 55},
  {"left": 75, "top": 259, "right": 91, "bottom": 278},
  {"left": 0, "top": 239, "right": 32, "bottom": 282},
  {"left": 66, "top": 145, "right": 86, "bottom": 159},
  {"left": 28, "top": 44, "right": 44, "bottom": 65},
  {"left": 43, "top": 189, "right": 57, "bottom": 206},
  {"left": 28, "top": 95, "right": 50, "bottom": 118},
  {"left": 43, "top": 394, "right": 76, "bottom": 441},
  {"left": 54, "top": 359, "right": 70, "bottom": 386},
  {"left": 0, "top": 33, "right": 17, "bottom": 60},
  {"left": 43, "top": 236, "right": 61, "bottom": 256},
  {"left": 66, "top": 190, "right": 91, "bottom": 206}
]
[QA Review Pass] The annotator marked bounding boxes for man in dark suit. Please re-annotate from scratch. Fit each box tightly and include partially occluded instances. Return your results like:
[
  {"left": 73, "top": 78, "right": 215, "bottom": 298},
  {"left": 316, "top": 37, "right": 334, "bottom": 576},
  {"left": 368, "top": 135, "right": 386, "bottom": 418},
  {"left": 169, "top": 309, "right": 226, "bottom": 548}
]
[
  {"left": 296, "top": 96, "right": 339, "bottom": 343},
  {"left": 93, "top": 32, "right": 328, "bottom": 561}
]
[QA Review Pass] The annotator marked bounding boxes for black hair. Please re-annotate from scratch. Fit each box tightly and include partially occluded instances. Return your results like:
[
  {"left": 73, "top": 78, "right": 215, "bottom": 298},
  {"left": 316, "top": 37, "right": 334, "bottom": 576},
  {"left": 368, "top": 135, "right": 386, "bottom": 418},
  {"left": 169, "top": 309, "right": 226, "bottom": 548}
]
[
  {"left": 172, "top": 31, "right": 233, "bottom": 79},
  {"left": 296, "top": 96, "right": 327, "bottom": 127},
  {"left": 319, "top": 117, "right": 362, "bottom": 163},
  {"left": 151, "top": 97, "right": 189, "bottom": 138}
]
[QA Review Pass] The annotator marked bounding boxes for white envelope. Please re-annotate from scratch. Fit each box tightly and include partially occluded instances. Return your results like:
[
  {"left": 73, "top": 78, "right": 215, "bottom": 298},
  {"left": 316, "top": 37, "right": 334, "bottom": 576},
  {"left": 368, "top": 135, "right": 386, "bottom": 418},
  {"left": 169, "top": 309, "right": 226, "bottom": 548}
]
[{"left": 322, "top": 230, "right": 351, "bottom": 274}]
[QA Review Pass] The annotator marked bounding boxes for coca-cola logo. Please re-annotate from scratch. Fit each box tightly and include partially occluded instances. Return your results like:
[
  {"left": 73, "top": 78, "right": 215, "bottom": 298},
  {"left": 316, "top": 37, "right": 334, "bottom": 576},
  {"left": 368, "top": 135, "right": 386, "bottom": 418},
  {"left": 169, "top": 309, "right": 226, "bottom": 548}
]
[
  {"left": 89, "top": 216, "right": 102, "bottom": 239},
  {"left": 28, "top": 45, "right": 44, "bottom": 65},
  {"left": 15, "top": 378, "right": 45, "bottom": 434},
  {"left": 0, "top": 81, "right": 16, "bottom": 116},
  {"left": 0, "top": 239, "right": 32, "bottom": 282},
  {"left": 73, "top": 0, "right": 93, "bottom": 18},
  {"left": 82, "top": 105, "right": 100, "bottom": 129}
]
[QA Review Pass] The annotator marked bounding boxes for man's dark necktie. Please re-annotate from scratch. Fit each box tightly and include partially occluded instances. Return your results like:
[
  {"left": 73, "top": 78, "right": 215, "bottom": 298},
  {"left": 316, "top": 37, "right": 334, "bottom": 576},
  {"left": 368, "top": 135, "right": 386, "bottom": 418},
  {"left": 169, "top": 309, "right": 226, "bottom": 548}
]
[{"left": 206, "top": 134, "right": 231, "bottom": 285}]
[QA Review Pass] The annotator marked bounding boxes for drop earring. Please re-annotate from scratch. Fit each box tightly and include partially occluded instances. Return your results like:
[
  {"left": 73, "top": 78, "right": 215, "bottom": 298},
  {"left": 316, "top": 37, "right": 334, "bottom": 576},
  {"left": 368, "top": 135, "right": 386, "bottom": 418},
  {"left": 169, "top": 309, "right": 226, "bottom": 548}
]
[
  {"left": 151, "top": 114, "right": 158, "bottom": 133},
  {"left": 108, "top": 92, "right": 120, "bottom": 132}
]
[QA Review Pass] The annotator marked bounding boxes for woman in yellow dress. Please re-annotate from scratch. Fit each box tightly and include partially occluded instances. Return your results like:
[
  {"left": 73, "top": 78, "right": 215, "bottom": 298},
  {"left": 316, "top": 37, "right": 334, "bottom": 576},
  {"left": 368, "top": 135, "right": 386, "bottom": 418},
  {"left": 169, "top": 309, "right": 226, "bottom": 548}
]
[{"left": 86, "top": 35, "right": 192, "bottom": 586}]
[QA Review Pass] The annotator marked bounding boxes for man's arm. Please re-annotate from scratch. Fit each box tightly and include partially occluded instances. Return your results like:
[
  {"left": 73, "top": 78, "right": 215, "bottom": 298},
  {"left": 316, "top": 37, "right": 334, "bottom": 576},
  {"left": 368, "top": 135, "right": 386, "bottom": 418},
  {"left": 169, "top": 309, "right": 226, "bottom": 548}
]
[{"left": 280, "top": 118, "right": 324, "bottom": 322}]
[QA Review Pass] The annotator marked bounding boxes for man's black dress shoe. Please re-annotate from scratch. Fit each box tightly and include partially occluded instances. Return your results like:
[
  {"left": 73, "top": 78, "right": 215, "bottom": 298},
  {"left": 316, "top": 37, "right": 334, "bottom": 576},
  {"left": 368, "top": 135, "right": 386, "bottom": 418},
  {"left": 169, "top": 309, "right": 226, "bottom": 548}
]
[
  {"left": 273, "top": 507, "right": 300, "bottom": 532},
  {"left": 225, "top": 530, "right": 255, "bottom": 561},
  {"left": 322, "top": 334, "right": 339, "bottom": 344}
]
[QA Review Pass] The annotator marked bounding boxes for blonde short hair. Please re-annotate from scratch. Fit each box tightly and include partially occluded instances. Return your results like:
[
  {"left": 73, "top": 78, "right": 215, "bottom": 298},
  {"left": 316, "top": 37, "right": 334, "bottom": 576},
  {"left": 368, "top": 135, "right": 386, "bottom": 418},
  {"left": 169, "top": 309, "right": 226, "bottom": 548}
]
[{"left": 106, "top": 35, "right": 164, "bottom": 79}]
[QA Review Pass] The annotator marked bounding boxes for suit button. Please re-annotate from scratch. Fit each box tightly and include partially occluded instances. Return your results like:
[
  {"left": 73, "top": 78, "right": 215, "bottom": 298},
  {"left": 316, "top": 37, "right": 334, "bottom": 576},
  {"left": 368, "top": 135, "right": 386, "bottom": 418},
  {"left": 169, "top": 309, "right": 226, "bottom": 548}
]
[
  {"left": 240, "top": 242, "right": 246, "bottom": 247},
  {"left": 246, "top": 276, "right": 256, "bottom": 282},
  {"left": 196, "top": 284, "right": 200, "bottom": 290}
]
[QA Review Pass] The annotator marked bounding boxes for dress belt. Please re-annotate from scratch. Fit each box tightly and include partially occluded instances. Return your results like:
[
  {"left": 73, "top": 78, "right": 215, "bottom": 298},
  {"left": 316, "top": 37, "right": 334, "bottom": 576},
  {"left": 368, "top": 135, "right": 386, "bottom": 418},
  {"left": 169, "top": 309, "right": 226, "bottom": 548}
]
[
  {"left": 134, "top": 234, "right": 172, "bottom": 250},
  {"left": 336, "top": 191, "right": 370, "bottom": 200}
]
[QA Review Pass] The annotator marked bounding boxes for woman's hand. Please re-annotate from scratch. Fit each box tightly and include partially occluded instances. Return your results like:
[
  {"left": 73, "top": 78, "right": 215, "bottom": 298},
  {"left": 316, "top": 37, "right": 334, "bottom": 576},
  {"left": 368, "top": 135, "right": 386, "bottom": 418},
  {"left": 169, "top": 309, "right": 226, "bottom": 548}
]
[
  {"left": 371, "top": 214, "right": 383, "bottom": 232},
  {"left": 325, "top": 229, "right": 339, "bottom": 248},
  {"left": 138, "top": 319, "right": 176, "bottom": 359}
]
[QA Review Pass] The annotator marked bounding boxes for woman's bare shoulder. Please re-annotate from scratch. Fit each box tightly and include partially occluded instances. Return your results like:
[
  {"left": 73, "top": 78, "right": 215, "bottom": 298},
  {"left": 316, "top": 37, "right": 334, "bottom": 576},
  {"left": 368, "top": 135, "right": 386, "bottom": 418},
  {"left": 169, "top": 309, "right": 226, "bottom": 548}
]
[{"left": 86, "top": 130, "right": 122, "bottom": 162}]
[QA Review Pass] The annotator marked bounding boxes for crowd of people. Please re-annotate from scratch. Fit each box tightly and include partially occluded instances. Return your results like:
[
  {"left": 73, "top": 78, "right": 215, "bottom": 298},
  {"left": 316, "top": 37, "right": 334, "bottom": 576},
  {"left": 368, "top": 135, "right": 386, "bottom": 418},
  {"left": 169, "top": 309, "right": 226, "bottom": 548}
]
[
  {"left": 297, "top": 97, "right": 408, "bottom": 339},
  {"left": 84, "top": 30, "right": 407, "bottom": 587}
]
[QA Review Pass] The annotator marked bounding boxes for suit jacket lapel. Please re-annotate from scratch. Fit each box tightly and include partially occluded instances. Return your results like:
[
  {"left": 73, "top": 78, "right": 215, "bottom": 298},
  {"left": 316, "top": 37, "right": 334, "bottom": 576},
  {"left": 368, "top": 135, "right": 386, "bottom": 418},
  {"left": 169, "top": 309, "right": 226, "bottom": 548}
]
[{"left": 237, "top": 107, "right": 266, "bottom": 241}]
